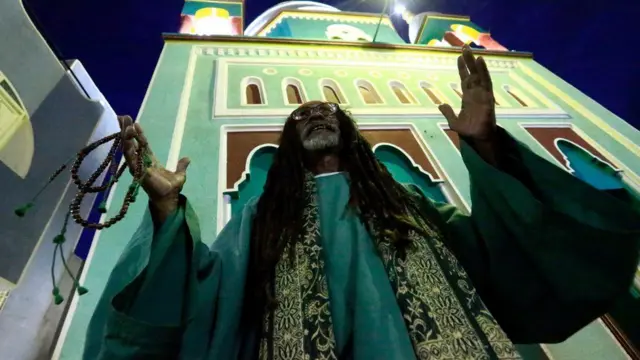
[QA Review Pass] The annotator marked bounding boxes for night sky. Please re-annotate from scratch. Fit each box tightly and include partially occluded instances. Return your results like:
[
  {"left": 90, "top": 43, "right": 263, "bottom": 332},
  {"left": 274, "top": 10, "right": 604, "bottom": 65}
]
[{"left": 23, "top": 0, "right": 640, "bottom": 129}]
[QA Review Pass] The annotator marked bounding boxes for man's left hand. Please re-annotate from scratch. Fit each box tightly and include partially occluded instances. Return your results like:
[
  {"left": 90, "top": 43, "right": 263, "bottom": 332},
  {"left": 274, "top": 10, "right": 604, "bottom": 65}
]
[{"left": 439, "top": 45, "right": 499, "bottom": 164}]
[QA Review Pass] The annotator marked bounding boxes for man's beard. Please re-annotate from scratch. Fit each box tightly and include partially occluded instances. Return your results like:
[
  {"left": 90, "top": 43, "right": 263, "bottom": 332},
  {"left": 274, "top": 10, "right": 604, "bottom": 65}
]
[{"left": 302, "top": 130, "right": 341, "bottom": 151}]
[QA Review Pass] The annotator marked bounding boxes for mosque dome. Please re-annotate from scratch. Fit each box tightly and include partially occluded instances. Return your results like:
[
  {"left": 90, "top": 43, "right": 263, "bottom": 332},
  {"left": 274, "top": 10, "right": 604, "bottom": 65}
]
[{"left": 245, "top": 1, "right": 341, "bottom": 36}]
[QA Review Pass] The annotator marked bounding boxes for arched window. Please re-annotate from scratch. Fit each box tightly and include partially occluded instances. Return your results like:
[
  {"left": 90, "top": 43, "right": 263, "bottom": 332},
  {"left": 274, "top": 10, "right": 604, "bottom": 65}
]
[
  {"left": 282, "top": 78, "right": 307, "bottom": 105},
  {"left": 323, "top": 86, "right": 341, "bottom": 103},
  {"left": 504, "top": 85, "right": 528, "bottom": 107},
  {"left": 556, "top": 139, "right": 622, "bottom": 190},
  {"left": 420, "top": 82, "right": 443, "bottom": 105},
  {"left": 449, "top": 83, "right": 501, "bottom": 106},
  {"left": 390, "top": 81, "right": 417, "bottom": 104},
  {"left": 450, "top": 83, "right": 463, "bottom": 99},
  {"left": 356, "top": 79, "right": 383, "bottom": 104},
  {"left": 242, "top": 77, "right": 266, "bottom": 105},
  {"left": 246, "top": 85, "right": 262, "bottom": 104},
  {"left": 320, "top": 79, "right": 346, "bottom": 104},
  {"left": 286, "top": 85, "right": 303, "bottom": 104},
  {"left": 373, "top": 144, "right": 448, "bottom": 204}
]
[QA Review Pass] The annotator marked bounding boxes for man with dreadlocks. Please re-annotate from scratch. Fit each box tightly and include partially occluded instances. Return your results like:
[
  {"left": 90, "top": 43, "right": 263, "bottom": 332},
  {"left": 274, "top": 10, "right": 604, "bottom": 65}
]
[{"left": 85, "top": 46, "right": 639, "bottom": 360}]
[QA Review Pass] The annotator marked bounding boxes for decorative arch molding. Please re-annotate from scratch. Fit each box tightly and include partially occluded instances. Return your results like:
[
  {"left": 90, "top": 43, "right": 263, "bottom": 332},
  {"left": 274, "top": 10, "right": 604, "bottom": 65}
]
[
  {"left": 281, "top": 77, "right": 308, "bottom": 105},
  {"left": 240, "top": 76, "right": 267, "bottom": 105},
  {"left": 553, "top": 138, "right": 621, "bottom": 174},
  {"left": 231, "top": 143, "right": 278, "bottom": 191},
  {"left": 319, "top": 78, "right": 347, "bottom": 104},
  {"left": 522, "top": 126, "right": 619, "bottom": 172},
  {"left": 388, "top": 80, "right": 417, "bottom": 105},
  {"left": 213, "top": 58, "right": 569, "bottom": 119},
  {"left": 354, "top": 78, "right": 384, "bottom": 105},
  {"left": 372, "top": 142, "right": 442, "bottom": 183},
  {"left": 441, "top": 124, "right": 623, "bottom": 174},
  {"left": 218, "top": 123, "right": 464, "bottom": 233},
  {"left": 502, "top": 84, "right": 534, "bottom": 108},
  {"left": 223, "top": 127, "right": 445, "bottom": 191},
  {"left": 419, "top": 80, "right": 449, "bottom": 106}
]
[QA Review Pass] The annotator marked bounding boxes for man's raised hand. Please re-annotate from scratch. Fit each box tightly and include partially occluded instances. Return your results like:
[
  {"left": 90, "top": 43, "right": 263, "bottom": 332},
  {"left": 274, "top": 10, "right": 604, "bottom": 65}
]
[
  {"left": 438, "top": 45, "right": 497, "bottom": 142},
  {"left": 118, "top": 115, "right": 190, "bottom": 219}
]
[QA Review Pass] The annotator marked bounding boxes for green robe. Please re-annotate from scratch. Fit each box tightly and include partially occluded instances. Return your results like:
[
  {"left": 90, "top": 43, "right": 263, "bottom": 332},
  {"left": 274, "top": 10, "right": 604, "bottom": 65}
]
[{"left": 83, "top": 131, "right": 640, "bottom": 359}]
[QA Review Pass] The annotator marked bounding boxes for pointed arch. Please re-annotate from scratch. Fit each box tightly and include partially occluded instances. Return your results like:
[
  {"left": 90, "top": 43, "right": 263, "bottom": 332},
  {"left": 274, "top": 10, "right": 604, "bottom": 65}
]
[
  {"left": 554, "top": 138, "right": 623, "bottom": 190},
  {"left": 355, "top": 79, "right": 383, "bottom": 104},
  {"left": 319, "top": 78, "right": 347, "bottom": 104},
  {"left": 241, "top": 77, "right": 266, "bottom": 105},
  {"left": 389, "top": 80, "right": 417, "bottom": 104},
  {"left": 372, "top": 143, "right": 448, "bottom": 203},
  {"left": 282, "top": 77, "right": 307, "bottom": 105},
  {"left": 227, "top": 144, "right": 278, "bottom": 215}
]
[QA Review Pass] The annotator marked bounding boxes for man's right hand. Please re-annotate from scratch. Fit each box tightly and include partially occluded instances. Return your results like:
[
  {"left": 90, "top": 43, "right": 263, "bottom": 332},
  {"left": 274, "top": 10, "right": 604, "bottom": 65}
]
[{"left": 119, "top": 116, "right": 191, "bottom": 224}]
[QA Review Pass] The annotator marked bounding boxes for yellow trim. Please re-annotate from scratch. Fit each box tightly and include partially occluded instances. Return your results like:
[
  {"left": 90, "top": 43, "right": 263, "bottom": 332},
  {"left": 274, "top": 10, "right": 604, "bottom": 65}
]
[
  {"left": 257, "top": 10, "right": 393, "bottom": 37},
  {"left": 415, "top": 15, "right": 471, "bottom": 45},
  {"left": 194, "top": 7, "right": 230, "bottom": 19},
  {"left": 508, "top": 72, "right": 554, "bottom": 108},
  {"left": 519, "top": 63, "right": 640, "bottom": 155},
  {"left": 451, "top": 24, "right": 481, "bottom": 41},
  {"left": 163, "top": 35, "right": 533, "bottom": 59}
]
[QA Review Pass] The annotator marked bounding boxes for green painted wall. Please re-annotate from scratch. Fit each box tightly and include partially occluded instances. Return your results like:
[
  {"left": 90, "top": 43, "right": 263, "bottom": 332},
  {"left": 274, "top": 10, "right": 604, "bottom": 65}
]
[
  {"left": 226, "top": 62, "right": 544, "bottom": 110},
  {"left": 58, "top": 37, "right": 640, "bottom": 360},
  {"left": 266, "top": 17, "right": 405, "bottom": 44}
]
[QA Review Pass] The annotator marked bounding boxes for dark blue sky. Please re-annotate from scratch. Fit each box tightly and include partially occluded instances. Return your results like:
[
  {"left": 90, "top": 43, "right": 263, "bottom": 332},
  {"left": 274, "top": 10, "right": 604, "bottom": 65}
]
[{"left": 24, "top": 0, "right": 640, "bottom": 129}]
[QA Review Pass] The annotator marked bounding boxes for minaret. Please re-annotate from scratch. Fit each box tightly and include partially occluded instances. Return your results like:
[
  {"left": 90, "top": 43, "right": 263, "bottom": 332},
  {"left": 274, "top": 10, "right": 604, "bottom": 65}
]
[{"left": 178, "top": 0, "right": 245, "bottom": 36}]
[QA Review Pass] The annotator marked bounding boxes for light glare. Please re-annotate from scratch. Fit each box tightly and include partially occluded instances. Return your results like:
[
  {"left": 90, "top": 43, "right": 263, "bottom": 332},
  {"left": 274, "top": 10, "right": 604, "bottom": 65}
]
[{"left": 394, "top": 4, "right": 406, "bottom": 14}]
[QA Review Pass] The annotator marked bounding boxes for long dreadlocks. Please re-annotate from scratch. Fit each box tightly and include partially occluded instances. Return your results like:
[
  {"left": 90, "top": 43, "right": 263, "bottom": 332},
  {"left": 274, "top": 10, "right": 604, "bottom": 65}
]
[{"left": 243, "top": 108, "right": 429, "bottom": 324}]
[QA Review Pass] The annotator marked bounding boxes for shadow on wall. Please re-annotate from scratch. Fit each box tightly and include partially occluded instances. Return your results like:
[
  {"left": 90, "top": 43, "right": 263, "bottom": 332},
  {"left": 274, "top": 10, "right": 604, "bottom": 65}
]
[
  {"left": 0, "top": 2, "right": 115, "bottom": 359},
  {"left": 0, "top": 0, "right": 104, "bottom": 288}
]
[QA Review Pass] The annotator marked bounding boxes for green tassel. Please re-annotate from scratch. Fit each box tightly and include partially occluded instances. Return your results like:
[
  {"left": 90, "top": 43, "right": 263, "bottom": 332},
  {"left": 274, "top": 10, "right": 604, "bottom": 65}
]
[
  {"left": 52, "top": 287, "right": 64, "bottom": 305},
  {"left": 14, "top": 202, "right": 34, "bottom": 217},
  {"left": 15, "top": 155, "right": 76, "bottom": 219},
  {"left": 53, "top": 234, "right": 66, "bottom": 244},
  {"left": 143, "top": 152, "right": 153, "bottom": 168},
  {"left": 77, "top": 285, "right": 89, "bottom": 295},
  {"left": 129, "top": 183, "right": 140, "bottom": 202},
  {"left": 98, "top": 199, "right": 108, "bottom": 213}
]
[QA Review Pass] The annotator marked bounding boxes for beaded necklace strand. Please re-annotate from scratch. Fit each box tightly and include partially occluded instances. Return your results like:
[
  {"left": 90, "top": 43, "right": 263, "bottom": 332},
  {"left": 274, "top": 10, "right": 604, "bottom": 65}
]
[{"left": 14, "top": 132, "right": 151, "bottom": 304}]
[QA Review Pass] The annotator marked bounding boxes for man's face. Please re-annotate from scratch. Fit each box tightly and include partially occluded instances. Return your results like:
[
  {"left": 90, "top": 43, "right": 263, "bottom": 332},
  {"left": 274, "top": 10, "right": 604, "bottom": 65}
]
[{"left": 292, "top": 102, "right": 342, "bottom": 152}]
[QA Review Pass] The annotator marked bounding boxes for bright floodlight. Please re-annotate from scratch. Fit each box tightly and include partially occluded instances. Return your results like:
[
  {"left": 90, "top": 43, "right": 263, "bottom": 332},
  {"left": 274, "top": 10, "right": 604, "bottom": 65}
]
[{"left": 394, "top": 3, "right": 406, "bottom": 14}]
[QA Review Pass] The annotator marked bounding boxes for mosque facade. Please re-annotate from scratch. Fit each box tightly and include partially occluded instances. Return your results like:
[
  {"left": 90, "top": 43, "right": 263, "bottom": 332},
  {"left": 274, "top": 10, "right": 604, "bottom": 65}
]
[{"left": 54, "top": 1, "right": 640, "bottom": 359}]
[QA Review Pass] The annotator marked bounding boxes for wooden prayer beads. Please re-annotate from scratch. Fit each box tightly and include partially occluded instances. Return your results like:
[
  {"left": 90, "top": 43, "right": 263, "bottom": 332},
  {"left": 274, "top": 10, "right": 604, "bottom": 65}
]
[{"left": 68, "top": 132, "right": 148, "bottom": 229}]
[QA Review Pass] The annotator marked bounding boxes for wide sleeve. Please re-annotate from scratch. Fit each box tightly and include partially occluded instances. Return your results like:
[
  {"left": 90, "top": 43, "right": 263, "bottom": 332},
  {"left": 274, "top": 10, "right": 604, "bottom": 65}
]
[
  {"left": 410, "top": 128, "right": 640, "bottom": 344},
  {"left": 83, "top": 195, "right": 254, "bottom": 359}
]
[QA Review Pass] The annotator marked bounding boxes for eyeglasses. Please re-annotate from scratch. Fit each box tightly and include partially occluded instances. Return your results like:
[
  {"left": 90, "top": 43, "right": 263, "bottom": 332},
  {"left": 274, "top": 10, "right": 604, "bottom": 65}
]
[{"left": 291, "top": 102, "right": 339, "bottom": 121}]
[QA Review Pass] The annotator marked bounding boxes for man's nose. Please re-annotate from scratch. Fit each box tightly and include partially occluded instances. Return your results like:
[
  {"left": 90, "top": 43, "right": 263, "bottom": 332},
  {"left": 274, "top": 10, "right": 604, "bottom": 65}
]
[{"left": 308, "top": 113, "right": 325, "bottom": 122}]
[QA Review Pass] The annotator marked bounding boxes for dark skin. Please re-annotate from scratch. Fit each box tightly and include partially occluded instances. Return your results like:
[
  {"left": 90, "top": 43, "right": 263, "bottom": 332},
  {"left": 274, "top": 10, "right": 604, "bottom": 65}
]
[
  {"left": 118, "top": 46, "right": 499, "bottom": 225},
  {"left": 294, "top": 100, "right": 342, "bottom": 174}
]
